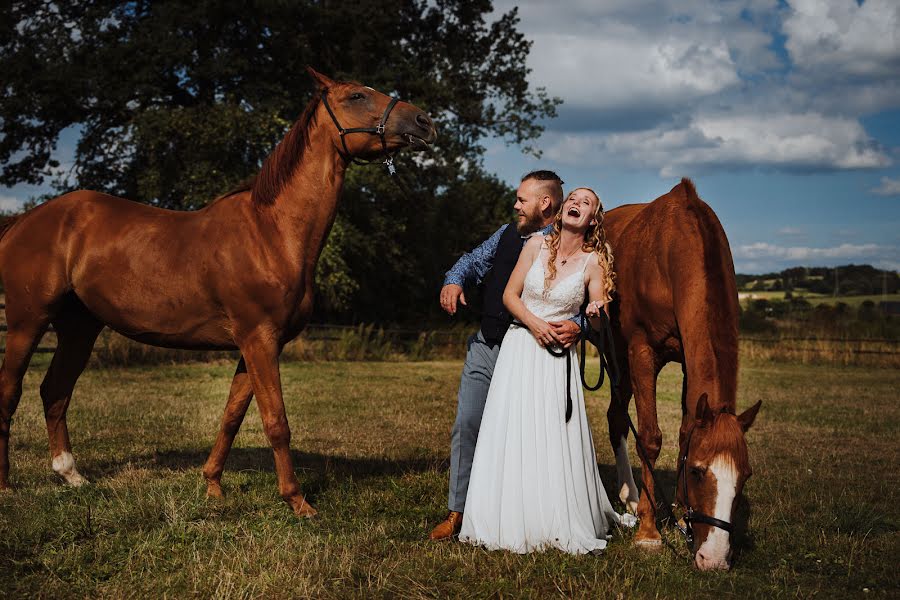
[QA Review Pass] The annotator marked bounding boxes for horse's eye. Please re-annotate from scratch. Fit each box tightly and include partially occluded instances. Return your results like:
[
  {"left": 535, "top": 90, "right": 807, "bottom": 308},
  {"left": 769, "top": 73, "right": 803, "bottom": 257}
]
[
  {"left": 349, "top": 92, "right": 365, "bottom": 101},
  {"left": 690, "top": 466, "right": 707, "bottom": 479}
]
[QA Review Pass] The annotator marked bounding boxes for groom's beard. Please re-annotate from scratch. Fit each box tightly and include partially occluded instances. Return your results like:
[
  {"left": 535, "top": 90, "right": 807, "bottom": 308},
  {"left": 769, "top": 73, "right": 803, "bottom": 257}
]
[{"left": 516, "top": 210, "right": 544, "bottom": 235}]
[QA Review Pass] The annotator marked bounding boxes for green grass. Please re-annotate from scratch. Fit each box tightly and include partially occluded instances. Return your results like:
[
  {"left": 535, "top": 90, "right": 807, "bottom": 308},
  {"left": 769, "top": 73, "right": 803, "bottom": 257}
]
[
  {"left": 804, "top": 293, "right": 900, "bottom": 308},
  {"left": 739, "top": 292, "right": 900, "bottom": 307},
  {"left": 738, "top": 290, "right": 792, "bottom": 300},
  {"left": 1, "top": 356, "right": 898, "bottom": 598}
]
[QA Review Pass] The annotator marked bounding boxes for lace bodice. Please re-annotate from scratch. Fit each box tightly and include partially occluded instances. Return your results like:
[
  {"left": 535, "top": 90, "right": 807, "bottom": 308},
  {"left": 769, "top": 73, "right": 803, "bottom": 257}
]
[{"left": 521, "top": 247, "right": 590, "bottom": 321}]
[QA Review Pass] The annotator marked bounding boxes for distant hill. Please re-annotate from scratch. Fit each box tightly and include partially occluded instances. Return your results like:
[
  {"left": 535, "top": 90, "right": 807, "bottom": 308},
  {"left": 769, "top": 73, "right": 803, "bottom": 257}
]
[{"left": 736, "top": 264, "right": 898, "bottom": 296}]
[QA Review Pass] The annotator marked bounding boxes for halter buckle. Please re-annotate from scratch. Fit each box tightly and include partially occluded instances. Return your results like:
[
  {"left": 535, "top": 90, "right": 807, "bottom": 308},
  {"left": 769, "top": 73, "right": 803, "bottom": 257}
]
[
  {"left": 376, "top": 124, "right": 385, "bottom": 135},
  {"left": 384, "top": 156, "right": 396, "bottom": 176}
]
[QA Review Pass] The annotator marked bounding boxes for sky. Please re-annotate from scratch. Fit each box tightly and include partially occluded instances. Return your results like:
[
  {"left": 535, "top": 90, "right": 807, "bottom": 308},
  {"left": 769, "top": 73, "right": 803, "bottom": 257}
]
[
  {"left": 480, "top": 0, "right": 900, "bottom": 274},
  {"left": 2, "top": 0, "right": 899, "bottom": 275}
]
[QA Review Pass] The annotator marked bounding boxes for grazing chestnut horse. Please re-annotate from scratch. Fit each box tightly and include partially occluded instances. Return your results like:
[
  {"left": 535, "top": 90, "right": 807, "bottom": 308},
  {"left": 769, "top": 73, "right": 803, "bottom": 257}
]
[
  {"left": 0, "top": 68, "right": 436, "bottom": 517},
  {"left": 603, "top": 179, "right": 762, "bottom": 570}
]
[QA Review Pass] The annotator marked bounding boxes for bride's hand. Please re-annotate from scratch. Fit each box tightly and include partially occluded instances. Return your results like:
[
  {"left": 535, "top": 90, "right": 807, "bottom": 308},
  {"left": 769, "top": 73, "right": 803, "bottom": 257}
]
[
  {"left": 585, "top": 300, "right": 605, "bottom": 319},
  {"left": 529, "top": 318, "right": 562, "bottom": 348}
]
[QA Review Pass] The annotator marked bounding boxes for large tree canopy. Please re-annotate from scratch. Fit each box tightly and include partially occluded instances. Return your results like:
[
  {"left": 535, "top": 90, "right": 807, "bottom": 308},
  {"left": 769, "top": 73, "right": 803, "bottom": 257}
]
[{"left": 0, "top": 0, "right": 559, "bottom": 322}]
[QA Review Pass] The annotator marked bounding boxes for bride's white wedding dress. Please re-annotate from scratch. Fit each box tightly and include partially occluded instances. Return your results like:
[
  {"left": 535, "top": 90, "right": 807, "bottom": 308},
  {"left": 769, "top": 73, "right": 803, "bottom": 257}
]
[{"left": 459, "top": 247, "right": 626, "bottom": 554}]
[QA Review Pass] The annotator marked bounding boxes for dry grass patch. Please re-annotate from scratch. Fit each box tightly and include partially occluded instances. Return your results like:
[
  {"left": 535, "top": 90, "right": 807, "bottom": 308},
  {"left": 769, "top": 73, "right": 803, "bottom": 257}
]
[{"left": 0, "top": 357, "right": 897, "bottom": 598}]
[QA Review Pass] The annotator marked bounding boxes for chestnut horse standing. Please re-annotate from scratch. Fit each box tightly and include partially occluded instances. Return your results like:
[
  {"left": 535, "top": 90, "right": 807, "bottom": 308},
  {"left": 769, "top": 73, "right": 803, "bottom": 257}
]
[
  {"left": 0, "top": 68, "right": 436, "bottom": 517},
  {"left": 603, "top": 179, "right": 762, "bottom": 570}
]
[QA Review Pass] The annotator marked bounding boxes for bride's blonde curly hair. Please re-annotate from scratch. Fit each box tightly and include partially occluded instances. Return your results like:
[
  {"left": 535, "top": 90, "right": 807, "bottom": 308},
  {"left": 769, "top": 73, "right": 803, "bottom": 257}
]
[{"left": 544, "top": 187, "right": 616, "bottom": 302}]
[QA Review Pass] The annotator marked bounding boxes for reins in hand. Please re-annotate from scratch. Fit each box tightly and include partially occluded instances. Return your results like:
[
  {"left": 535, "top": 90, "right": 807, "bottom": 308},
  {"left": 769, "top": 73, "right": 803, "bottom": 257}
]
[{"left": 517, "top": 308, "right": 608, "bottom": 423}]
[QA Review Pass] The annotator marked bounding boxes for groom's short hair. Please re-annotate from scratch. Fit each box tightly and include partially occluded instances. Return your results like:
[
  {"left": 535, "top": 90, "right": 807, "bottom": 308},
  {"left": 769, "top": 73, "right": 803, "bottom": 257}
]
[{"left": 521, "top": 170, "right": 564, "bottom": 212}]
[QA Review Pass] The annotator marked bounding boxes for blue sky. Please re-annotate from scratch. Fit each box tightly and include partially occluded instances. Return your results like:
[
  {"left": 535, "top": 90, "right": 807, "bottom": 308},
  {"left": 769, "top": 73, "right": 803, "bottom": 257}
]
[
  {"left": 481, "top": 0, "right": 900, "bottom": 273},
  {"left": 2, "top": 1, "right": 898, "bottom": 274}
]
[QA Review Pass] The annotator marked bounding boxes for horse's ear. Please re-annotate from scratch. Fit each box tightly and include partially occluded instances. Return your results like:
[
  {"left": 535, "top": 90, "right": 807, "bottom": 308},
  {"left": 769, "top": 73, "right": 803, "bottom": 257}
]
[
  {"left": 696, "top": 393, "right": 713, "bottom": 424},
  {"left": 306, "top": 66, "right": 336, "bottom": 89},
  {"left": 737, "top": 400, "right": 762, "bottom": 432}
]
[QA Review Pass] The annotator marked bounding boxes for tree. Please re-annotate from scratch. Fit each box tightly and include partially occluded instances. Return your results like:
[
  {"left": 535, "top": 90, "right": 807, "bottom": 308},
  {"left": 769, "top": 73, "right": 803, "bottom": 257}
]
[{"left": 1, "top": 0, "right": 559, "bottom": 322}]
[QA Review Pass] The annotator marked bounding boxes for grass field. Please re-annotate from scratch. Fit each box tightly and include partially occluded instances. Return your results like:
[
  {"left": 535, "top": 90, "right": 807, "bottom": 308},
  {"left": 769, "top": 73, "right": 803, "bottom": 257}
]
[
  {"left": 738, "top": 292, "right": 900, "bottom": 308},
  {"left": 804, "top": 293, "right": 900, "bottom": 308},
  {"left": 1, "top": 356, "right": 898, "bottom": 598}
]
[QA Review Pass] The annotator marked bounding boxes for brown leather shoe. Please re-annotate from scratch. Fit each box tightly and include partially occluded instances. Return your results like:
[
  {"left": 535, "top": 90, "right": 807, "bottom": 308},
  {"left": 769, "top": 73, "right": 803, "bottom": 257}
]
[{"left": 429, "top": 511, "right": 463, "bottom": 540}]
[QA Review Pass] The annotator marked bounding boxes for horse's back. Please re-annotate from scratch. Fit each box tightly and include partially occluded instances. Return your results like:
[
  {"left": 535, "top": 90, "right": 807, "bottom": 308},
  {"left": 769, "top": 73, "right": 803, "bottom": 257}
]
[
  {"left": 0, "top": 190, "right": 247, "bottom": 347},
  {"left": 607, "top": 179, "right": 739, "bottom": 408},
  {"left": 608, "top": 179, "right": 736, "bottom": 300}
]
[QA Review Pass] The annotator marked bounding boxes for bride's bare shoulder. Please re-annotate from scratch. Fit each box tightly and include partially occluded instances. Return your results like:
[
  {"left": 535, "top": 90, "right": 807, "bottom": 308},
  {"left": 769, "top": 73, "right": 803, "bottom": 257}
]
[
  {"left": 523, "top": 235, "right": 545, "bottom": 251},
  {"left": 582, "top": 251, "right": 604, "bottom": 274}
]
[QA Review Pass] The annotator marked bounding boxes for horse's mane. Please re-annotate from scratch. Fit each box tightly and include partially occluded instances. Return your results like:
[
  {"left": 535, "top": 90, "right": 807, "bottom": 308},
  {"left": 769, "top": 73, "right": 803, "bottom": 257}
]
[
  {"left": 213, "top": 93, "right": 323, "bottom": 207},
  {"left": 678, "top": 177, "right": 740, "bottom": 409},
  {"left": 211, "top": 177, "right": 255, "bottom": 204}
]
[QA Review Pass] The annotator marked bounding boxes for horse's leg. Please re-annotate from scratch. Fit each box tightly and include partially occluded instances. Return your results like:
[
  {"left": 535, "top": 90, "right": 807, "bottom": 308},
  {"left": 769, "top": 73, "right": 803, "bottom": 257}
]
[
  {"left": 239, "top": 333, "right": 316, "bottom": 517},
  {"left": 39, "top": 307, "right": 103, "bottom": 486},
  {"left": 607, "top": 367, "right": 639, "bottom": 513},
  {"left": 202, "top": 357, "right": 253, "bottom": 498},
  {"left": 0, "top": 319, "right": 49, "bottom": 490},
  {"left": 628, "top": 338, "right": 664, "bottom": 547}
]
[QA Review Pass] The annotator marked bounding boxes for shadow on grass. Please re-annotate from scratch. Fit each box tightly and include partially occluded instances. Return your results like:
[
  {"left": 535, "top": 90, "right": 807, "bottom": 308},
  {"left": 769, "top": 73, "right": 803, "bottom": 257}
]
[
  {"left": 84, "top": 449, "right": 758, "bottom": 560},
  {"left": 88, "top": 447, "right": 446, "bottom": 489}
]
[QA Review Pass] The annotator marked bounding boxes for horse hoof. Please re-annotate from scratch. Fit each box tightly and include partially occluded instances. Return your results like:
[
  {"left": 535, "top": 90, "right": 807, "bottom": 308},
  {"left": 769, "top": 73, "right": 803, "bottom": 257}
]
[
  {"left": 206, "top": 482, "right": 225, "bottom": 499},
  {"left": 290, "top": 497, "right": 318, "bottom": 519},
  {"left": 66, "top": 473, "right": 88, "bottom": 487},
  {"left": 634, "top": 538, "right": 663, "bottom": 551}
]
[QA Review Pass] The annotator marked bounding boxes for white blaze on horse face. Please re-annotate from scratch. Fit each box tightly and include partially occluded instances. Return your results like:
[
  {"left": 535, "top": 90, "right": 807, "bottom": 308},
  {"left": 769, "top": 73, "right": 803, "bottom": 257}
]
[
  {"left": 695, "top": 455, "right": 737, "bottom": 570},
  {"left": 615, "top": 436, "right": 639, "bottom": 513},
  {"left": 52, "top": 451, "right": 87, "bottom": 486}
]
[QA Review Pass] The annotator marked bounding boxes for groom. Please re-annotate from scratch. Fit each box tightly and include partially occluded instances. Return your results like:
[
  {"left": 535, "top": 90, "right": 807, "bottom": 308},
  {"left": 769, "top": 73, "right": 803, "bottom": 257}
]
[{"left": 430, "top": 170, "right": 581, "bottom": 540}]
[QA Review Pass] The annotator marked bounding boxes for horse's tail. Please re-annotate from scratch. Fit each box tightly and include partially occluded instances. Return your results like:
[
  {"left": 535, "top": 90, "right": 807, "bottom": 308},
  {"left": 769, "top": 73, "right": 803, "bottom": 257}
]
[{"left": 671, "top": 178, "right": 740, "bottom": 412}]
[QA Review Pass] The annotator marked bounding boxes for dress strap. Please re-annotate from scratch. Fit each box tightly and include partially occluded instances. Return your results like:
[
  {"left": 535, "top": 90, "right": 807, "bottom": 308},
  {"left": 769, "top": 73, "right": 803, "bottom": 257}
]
[
  {"left": 533, "top": 238, "right": 548, "bottom": 267},
  {"left": 579, "top": 251, "right": 594, "bottom": 273}
]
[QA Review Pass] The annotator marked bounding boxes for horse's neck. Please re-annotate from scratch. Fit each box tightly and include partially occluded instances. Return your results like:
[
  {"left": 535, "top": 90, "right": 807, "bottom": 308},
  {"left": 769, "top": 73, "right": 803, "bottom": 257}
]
[{"left": 264, "top": 128, "right": 347, "bottom": 272}]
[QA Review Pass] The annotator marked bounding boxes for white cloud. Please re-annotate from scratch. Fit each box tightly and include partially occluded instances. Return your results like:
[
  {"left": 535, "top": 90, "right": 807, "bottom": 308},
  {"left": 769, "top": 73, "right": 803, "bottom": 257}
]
[
  {"left": 727, "top": 232, "right": 898, "bottom": 273},
  {"left": 543, "top": 112, "right": 890, "bottom": 174},
  {"left": 527, "top": 30, "right": 740, "bottom": 112},
  {"left": 777, "top": 227, "right": 804, "bottom": 236},
  {"left": 0, "top": 194, "right": 23, "bottom": 212},
  {"left": 784, "top": 0, "right": 900, "bottom": 78},
  {"left": 783, "top": 0, "right": 900, "bottom": 114},
  {"left": 871, "top": 176, "right": 900, "bottom": 197},
  {"left": 733, "top": 241, "right": 900, "bottom": 272},
  {"left": 491, "top": 0, "right": 899, "bottom": 174},
  {"left": 494, "top": 0, "right": 778, "bottom": 117},
  {"left": 735, "top": 241, "right": 893, "bottom": 261}
]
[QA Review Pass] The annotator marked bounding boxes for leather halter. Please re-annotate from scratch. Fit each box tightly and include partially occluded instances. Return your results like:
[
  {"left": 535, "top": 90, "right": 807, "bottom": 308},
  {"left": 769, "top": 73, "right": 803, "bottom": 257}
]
[
  {"left": 320, "top": 88, "right": 400, "bottom": 172},
  {"left": 678, "top": 424, "right": 735, "bottom": 544}
]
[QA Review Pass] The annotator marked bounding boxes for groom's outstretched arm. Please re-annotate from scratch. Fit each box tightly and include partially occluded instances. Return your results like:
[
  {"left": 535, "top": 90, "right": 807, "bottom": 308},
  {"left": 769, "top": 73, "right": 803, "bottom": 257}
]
[{"left": 440, "top": 224, "right": 509, "bottom": 315}]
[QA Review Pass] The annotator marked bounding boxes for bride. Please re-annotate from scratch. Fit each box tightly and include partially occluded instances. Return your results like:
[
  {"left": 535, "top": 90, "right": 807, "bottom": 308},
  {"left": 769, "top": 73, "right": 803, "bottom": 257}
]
[{"left": 458, "top": 187, "right": 630, "bottom": 554}]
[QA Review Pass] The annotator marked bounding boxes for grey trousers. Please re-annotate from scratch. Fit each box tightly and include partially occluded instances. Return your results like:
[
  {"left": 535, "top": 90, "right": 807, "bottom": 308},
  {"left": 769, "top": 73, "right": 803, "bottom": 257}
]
[{"left": 448, "top": 329, "right": 502, "bottom": 513}]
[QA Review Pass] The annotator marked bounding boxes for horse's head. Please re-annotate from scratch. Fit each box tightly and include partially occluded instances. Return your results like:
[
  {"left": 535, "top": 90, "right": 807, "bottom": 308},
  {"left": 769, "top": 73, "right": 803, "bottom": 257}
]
[
  {"left": 307, "top": 67, "right": 436, "bottom": 161},
  {"left": 677, "top": 393, "right": 762, "bottom": 571}
]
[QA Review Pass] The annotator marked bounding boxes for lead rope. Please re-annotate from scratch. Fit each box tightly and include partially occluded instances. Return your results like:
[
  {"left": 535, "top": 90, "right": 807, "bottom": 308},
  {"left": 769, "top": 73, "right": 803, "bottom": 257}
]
[{"left": 588, "top": 310, "right": 695, "bottom": 557}]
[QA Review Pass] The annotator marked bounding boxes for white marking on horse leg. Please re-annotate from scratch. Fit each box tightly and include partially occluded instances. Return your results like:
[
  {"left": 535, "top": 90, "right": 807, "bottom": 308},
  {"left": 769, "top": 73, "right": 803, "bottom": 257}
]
[
  {"left": 695, "top": 456, "right": 736, "bottom": 570},
  {"left": 52, "top": 451, "right": 87, "bottom": 486},
  {"left": 615, "top": 436, "right": 639, "bottom": 513}
]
